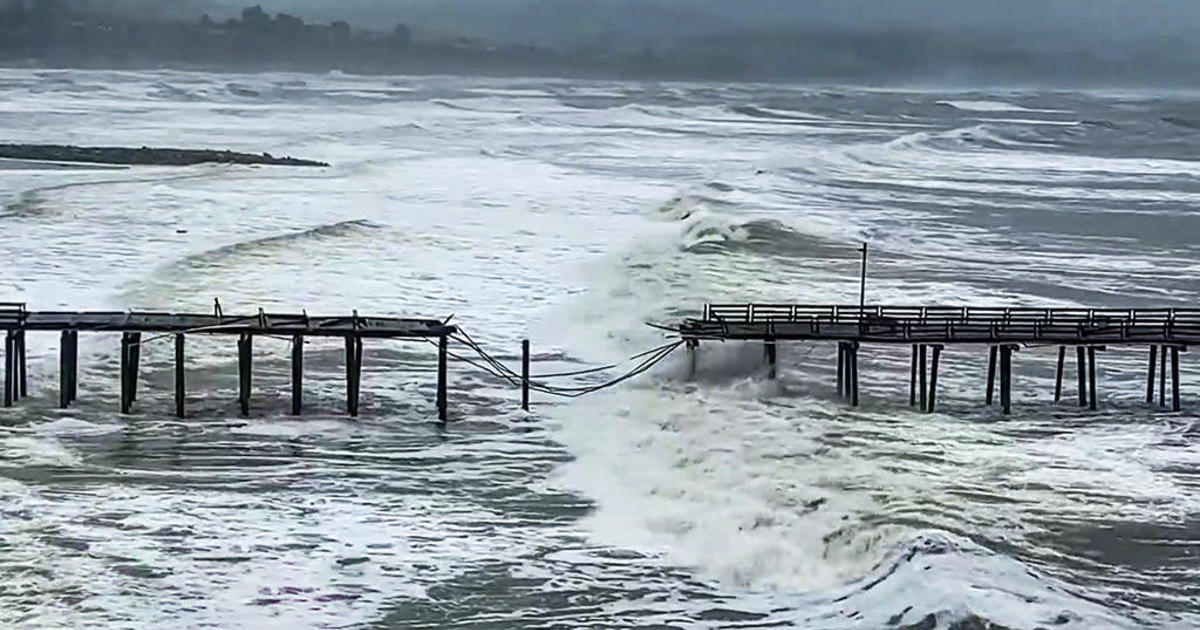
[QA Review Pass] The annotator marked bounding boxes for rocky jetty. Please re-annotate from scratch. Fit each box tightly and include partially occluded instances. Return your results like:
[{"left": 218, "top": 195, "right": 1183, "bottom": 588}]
[{"left": 0, "top": 144, "right": 329, "bottom": 167}]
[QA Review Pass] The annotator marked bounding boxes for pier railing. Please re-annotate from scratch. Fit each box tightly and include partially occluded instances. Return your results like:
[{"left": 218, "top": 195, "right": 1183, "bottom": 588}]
[{"left": 687, "top": 304, "right": 1200, "bottom": 344}]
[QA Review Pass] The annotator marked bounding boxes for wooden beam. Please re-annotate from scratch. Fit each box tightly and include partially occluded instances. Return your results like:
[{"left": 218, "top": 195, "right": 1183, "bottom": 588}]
[
  {"left": 120, "top": 332, "right": 132, "bottom": 414},
  {"left": 836, "top": 342, "right": 845, "bottom": 399}
]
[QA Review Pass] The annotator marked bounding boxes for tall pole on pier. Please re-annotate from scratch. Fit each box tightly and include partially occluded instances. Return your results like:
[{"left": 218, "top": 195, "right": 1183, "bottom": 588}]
[{"left": 858, "top": 242, "right": 868, "bottom": 310}]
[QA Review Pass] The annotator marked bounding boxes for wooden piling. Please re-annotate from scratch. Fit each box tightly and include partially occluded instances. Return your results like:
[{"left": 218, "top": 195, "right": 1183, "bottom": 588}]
[
  {"left": 928, "top": 345, "right": 942, "bottom": 413},
  {"left": 129, "top": 333, "right": 141, "bottom": 402},
  {"left": 910, "top": 344, "right": 918, "bottom": 407},
  {"left": 1054, "top": 346, "right": 1065, "bottom": 402},
  {"left": 437, "top": 334, "right": 448, "bottom": 421},
  {"left": 1171, "top": 346, "right": 1181, "bottom": 412},
  {"left": 120, "top": 332, "right": 133, "bottom": 414},
  {"left": 849, "top": 342, "right": 860, "bottom": 407},
  {"left": 1076, "top": 346, "right": 1087, "bottom": 407},
  {"left": 919, "top": 344, "right": 927, "bottom": 412},
  {"left": 174, "top": 334, "right": 185, "bottom": 418},
  {"left": 1088, "top": 346, "right": 1098, "bottom": 411},
  {"left": 1000, "top": 344, "right": 1012, "bottom": 415},
  {"left": 765, "top": 339, "right": 777, "bottom": 380},
  {"left": 1147, "top": 345, "right": 1157, "bottom": 404},
  {"left": 67, "top": 331, "right": 77, "bottom": 403},
  {"left": 686, "top": 339, "right": 698, "bottom": 380},
  {"left": 4, "top": 330, "right": 14, "bottom": 408},
  {"left": 346, "top": 336, "right": 363, "bottom": 417},
  {"left": 238, "top": 333, "right": 252, "bottom": 417},
  {"left": 291, "top": 335, "right": 303, "bottom": 416},
  {"left": 987, "top": 345, "right": 998, "bottom": 406},
  {"left": 60, "top": 331, "right": 71, "bottom": 408},
  {"left": 16, "top": 330, "right": 26, "bottom": 399},
  {"left": 1160, "top": 345, "right": 1167, "bottom": 407},
  {"left": 836, "top": 342, "right": 845, "bottom": 399},
  {"left": 521, "top": 339, "right": 530, "bottom": 411}
]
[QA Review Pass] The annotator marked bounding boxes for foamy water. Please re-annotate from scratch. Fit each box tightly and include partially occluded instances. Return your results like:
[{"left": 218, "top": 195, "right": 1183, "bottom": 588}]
[{"left": 2, "top": 69, "right": 1199, "bottom": 629}]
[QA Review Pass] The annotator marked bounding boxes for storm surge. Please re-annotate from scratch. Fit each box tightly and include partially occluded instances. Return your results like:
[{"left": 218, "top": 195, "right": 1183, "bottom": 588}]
[{"left": 1, "top": 69, "right": 1198, "bottom": 629}]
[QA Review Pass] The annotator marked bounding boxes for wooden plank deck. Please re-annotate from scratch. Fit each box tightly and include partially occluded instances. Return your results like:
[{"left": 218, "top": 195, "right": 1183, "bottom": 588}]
[{"left": 1, "top": 305, "right": 454, "bottom": 338}]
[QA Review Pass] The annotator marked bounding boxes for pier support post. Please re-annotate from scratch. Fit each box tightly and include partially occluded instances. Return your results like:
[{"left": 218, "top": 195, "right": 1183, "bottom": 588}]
[
  {"left": 928, "top": 345, "right": 942, "bottom": 413},
  {"left": 437, "top": 334, "right": 448, "bottom": 422},
  {"left": 849, "top": 342, "right": 860, "bottom": 407},
  {"left": 836, "top": 342, "right": 846, "bottom": 399},
  {"left": 60, "top": 331, "right": 71, "bottom": 408},
  {"left": 986, "top": 346, "right": 998, "bottom": 406},
  {"left": 1147, "top": 345, "right": 1157, "bottom": 404},
  {"left": 919, "top": 344, "right": 928, "bottom": 412},
  {"left": 1000, "top": 344, "right": 1013, "bottom": 415},
  {"left": 237, "top": 333, "right": 252, "bottom": 417},
  {"left": 910, "top": 344, "right": 918, "bottom": 407},
  {"left": 686, "top": 339, "right": 698, "bottom": 380},
  {"left": 1088, "top": 346, "right": 1098, "bottom": 411},
  {"left": 1160, "top": 345, "right": 1167, "bottom": 408},
  {"left": 16, "top": 330, "right": 25, "bottom": 399},
  {"left": 120, "top": 332, "right": 139, "bottom": 414},
  {"left": 1076, "top": 346, "right": 1087, "bottom": 408},
  {"left": 521, "top": 339, "right": 530, "bottom": 411},
  {"left": 68, "top": 331, "right": 77, "bottom": 403},
  {"left": 1054, "top": 346, "right": 1065, "bottom": 402},
  {"left": 4, "top": 330, "right": 13, "bottom": 408},
  {"left": 765, "top": 339, "right": 777, "bottom": 380},
  {"left": 291, "top": 335, "right": 303, "bottom": 416},
  {"left": 175, "top": 334, "right": 185, "bottom": 418},
  {"left": 1171, "top": 346, "right": 1181, "bottom": 412},
  {"left": 345, "top": 336, "right": 362, "bottom": 417},
  {"left": 129, "top": 333, "right": 141, "bottom": 402}
]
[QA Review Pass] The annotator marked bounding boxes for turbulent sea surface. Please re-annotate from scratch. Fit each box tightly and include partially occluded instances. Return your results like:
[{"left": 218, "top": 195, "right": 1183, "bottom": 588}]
[{"left": 2, "top": 69, "right": 1200, "bottom": 629}]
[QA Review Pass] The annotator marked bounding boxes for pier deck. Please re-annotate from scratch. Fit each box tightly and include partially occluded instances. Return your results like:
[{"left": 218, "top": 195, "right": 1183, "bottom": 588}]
[
  {"left": 680, "top": 304, "right": 1194, "bottom": 414},
  {"left": 3, "top": 303, "right": 456, "bottom": 419}
]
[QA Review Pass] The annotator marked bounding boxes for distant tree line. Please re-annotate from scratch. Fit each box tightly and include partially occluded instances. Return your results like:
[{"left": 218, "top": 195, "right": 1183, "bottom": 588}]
[
  {"left": 2, "top": 0, "right": 1198, "bottom": 85},
  {"left": 0, "top": 1, "right": 605, "bottom": 76}
]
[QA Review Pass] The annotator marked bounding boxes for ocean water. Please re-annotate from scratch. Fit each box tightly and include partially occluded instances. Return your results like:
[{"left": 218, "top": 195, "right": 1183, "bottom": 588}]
[{"left": 1, "top": 69, "right": 1199, "bottom": 629}]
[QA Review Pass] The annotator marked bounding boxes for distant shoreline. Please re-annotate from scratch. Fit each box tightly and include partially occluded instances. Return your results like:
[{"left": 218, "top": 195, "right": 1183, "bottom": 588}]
[{"left": 0, "top": 144, "right": 329, "bottom": 168}]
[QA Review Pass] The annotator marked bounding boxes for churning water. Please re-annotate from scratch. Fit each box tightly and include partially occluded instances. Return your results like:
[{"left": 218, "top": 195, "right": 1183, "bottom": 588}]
[{"left": 1, "top": 69, "right": 1199, "bottom": 629}]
